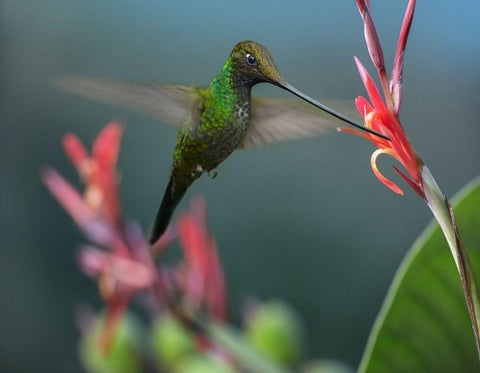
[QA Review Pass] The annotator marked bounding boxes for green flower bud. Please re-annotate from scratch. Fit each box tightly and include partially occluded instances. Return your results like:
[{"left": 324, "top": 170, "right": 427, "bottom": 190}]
[
  {"left": 150, "top": 313, "right": 195, "bottom": 370},
  {"left": 79, "top": 312, "right": 143, "bottom": 373},
  {"left": 245, "top": 300, "right": 305, "bottom": 366}
]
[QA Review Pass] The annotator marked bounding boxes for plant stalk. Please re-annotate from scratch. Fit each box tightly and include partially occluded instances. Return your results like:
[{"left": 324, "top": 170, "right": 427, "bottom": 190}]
[{"left": 422, "top": 166, "right": 480, "bottom": 359}]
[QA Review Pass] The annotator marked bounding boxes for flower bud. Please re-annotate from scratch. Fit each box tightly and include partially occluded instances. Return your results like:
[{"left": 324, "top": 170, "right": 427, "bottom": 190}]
[
  {"left": 79, "top": 312, "right": 143, "bottom": 373},
  {"left": 245, "top": 300, "right": 305, "bottom": 367},
  {"left": 150, "top": 313, "right": 195, "bottom": 371}
]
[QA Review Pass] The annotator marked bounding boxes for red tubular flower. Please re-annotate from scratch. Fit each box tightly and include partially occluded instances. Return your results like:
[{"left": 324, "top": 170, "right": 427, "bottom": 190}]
[
  {"left": 351, "top": 1, "right": 480, "bottom": 358},
  {"left": 43, "top": 122, "right": 154, "bottom": 352},
  {"left": 176, "top": 198, "right": 228, "bottom": 322},
  {"left": 342, "top": 0, "right": 423, "bottom": 197}
]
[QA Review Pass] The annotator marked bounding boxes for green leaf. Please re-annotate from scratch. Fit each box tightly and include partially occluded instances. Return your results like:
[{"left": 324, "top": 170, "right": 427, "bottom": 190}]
[{"left": 359, "top": 176, "right": 480, "bottom": 372}]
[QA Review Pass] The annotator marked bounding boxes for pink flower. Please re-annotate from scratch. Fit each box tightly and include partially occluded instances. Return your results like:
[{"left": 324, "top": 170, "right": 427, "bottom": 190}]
[
  {"left": 62, "top": 122, "right": 122, "bottom": 227},
  {"left": 42, "top": 123, "right": 229, "bottom": 353},
  {"left": 78, "top": 244, "right": 155, "bottom": 350},
  {"left": 42, "top": 123, "right": 155, "bottom": 352}
]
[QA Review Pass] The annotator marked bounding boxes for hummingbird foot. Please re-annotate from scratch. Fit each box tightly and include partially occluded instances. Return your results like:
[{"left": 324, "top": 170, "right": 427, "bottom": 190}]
[{"left": 208, "top": 168, "right": 218, "bottom": 179}]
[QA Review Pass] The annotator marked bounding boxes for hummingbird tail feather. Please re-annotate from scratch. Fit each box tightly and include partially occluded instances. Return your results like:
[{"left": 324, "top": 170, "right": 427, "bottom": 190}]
[{"left": 149, "top": 178, "right": 186, "bottom": 244}]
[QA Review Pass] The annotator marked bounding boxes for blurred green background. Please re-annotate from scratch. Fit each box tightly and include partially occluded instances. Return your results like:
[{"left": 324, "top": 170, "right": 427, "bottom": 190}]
[{"left": 1, "top": 0, "right": 479, "bottom": 371}]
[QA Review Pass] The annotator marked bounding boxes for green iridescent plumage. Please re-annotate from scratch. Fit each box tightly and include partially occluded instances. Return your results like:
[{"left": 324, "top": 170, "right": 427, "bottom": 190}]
[
  {"left": 154, "top": 48, "right": 255, "bottom": 242},
  {"left": 171, "top": 57, "right": 246, "bottom": 181}
]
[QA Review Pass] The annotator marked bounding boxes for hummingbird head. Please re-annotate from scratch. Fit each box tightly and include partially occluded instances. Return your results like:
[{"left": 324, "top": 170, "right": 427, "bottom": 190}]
[
  {"left": 230, "top": 40, "right": 390, "bottom": 141},
  {"left": 230, "top": 40, "right": 286, "bottom": 86}
]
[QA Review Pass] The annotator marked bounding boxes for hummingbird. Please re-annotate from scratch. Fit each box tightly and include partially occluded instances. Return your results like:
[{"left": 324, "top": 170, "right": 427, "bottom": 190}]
[{"left": 55, "top": 40, "right": 388, "bottom": 244}]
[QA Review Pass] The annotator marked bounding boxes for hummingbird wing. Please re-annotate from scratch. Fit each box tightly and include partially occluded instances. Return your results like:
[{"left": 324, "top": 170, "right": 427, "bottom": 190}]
[
  {"left": 54, "top": 78, "right": 358, "bottom": 149},
  {"left": 239, "top": 98, "right": 360, "bottom": 149},
  {"left": 53, "top": 77, "right": 198, "bottom": 128}
]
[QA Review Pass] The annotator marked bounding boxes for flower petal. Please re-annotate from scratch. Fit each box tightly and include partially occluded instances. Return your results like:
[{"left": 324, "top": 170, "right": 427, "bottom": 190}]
[
  {"left": 78, "top": 247, "right": 109, "bottom": 278},
  {"left": 338, "top": 127, "right": 371, "bottom": 140},
  {"left": 93, "top": 122, "right": 122, "bottom": 173},
  {"left": 355, "top": 96, "right": 373, "bottom": 118},
  {"left": 110, "top": 256, "right": 155, "bottom": 290},
  {"left": 393, "top": 165, "right": 424, "bottom": 198},
  {"left": 63, "top": 134, "right": 90, "bottom": 177},
  {"left": 92, "top": 123, "right": 123, "bottom": 226},
  {"left": 371, "top": 148, "right": 404, "bottom": 195},
  {"left": 42, "top": 167, "right": 95, "bottom": 229},
  {"left": 42, "top": 167, "right": 116, "bottom": 246},
  {"left": 354, "top": 57, "right": 387, "bottom": 112}
]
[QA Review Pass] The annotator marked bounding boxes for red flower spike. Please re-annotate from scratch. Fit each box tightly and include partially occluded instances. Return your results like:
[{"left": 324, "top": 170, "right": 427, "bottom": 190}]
[
  {"left": 45, "top": 123, "right": 232, "bottom": 354},
  {"left": 355, "top": 0, "right": 394, "bottom": 111},
  {"left": 177, "top": 199, "right": 228, "bottom": 322},
  {"left": 43, "top": 123, "right": 156, "bottom": 353},
  {"left": 345, "top": 1, "right": 424, "bottom": 198}
]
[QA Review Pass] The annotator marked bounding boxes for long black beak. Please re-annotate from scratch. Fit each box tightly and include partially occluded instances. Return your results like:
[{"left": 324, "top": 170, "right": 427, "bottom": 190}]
[{"left": 280, "top": 82, "right": 390, "bottom": 141}]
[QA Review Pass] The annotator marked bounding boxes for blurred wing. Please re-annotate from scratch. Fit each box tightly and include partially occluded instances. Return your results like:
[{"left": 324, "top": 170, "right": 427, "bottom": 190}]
[
  {"left": 239, "top": 97, "right": 360, "bottom": 149},
  {"left": 53, "top": 77, "right": 199, "bottom": 128}
]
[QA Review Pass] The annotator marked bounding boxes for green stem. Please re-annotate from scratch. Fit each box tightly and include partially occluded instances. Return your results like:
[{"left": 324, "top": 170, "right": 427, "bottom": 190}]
[
  {"left": 203, "top": 322, "right": 291, "bottom": 373},
  {"left": 422, "top": 166, "right": 480, "bottom": 359}
]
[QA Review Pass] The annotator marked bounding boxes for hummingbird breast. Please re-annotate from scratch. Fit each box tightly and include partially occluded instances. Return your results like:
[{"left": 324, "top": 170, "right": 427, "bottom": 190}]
[
  {"left": 210, "top": 101, "right": 249, "bottom": 151},
  {"left": 172, "top": 92, "right": 251, "bottom": 180},
  {"left": 196, "top": 98, "right": 251, "bottom": 170}
]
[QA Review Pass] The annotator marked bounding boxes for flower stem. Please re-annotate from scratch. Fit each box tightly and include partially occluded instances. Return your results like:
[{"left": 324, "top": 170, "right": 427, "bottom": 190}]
[{"left": 422, "top": 166, "right": 480, "bottom": 359}]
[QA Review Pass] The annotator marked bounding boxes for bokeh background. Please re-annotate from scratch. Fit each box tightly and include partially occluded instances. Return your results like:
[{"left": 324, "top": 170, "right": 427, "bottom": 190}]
[{"left": 1, "top": 1, "right": 479, "bottom": 371}]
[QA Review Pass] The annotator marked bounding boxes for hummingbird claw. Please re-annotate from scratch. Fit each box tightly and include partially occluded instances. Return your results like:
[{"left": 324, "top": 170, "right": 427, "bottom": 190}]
[{"left": 208, "top": 169, "right": 218, "bottom": 179}]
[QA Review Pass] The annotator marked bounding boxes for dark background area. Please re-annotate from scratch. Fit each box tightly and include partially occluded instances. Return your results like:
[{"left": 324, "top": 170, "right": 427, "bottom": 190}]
[{"left": 1, "top": 1, "right": 479, "bottom": 371}]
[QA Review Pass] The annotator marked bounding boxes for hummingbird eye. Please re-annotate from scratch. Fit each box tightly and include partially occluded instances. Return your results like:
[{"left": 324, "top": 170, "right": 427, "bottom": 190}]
[{"left": 246, "top": 53, "right": 257, "bottom": 66}]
